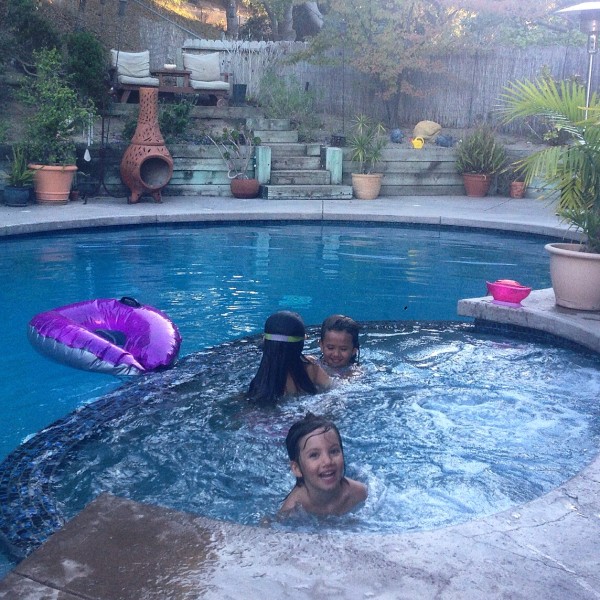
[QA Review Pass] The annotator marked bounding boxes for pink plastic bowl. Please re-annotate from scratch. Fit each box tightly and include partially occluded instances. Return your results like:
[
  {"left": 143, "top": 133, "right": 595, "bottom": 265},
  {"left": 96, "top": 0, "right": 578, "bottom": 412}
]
[{"left": 486, "top": 280, "right": 532, "bottom": 305}]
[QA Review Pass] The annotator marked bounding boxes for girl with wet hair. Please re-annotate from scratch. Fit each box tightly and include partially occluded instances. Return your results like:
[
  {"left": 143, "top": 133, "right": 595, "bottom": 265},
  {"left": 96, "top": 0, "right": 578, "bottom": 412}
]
[
  {"left": 247, "top": 311, "right": 331, "bottom": 406},
  {"left": 279, "top": 412, "right": 367, "bottom": 517},
  {"left": 319, "top": 314, "right": 361, "bottom": 370}
]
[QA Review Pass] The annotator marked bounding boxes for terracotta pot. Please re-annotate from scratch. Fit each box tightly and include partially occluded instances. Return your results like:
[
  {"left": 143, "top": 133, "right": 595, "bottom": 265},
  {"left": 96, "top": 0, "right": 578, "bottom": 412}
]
[
  {"left": 509, "top": 181, "right": 526, "bottom": 199},
  {"left": 29, "top": 164, "right": 77, "bottom": 204},
  {"left": 230, "top": 177, "right": 260, "bottom": 199},
  {"left": 351, "top": 173, "right": 383, "bottom": 200},
  {"left": 545, "top": 242, "right": 600, "bottom": 311},
  {"left": 462, "top": 173, "right": 491, "bottom": 197}
]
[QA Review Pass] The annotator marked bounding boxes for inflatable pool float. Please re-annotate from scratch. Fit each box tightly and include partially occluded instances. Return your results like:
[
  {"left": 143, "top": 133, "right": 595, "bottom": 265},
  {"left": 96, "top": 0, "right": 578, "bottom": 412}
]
[{"left": 28, "top": 297, "right": 181, "bottom": 376}]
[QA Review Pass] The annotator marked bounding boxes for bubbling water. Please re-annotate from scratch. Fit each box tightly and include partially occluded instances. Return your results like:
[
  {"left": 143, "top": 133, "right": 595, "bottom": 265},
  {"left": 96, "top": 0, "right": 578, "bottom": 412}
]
[{"left": 52, "top": 322, "right": 600, "bottom": 533}]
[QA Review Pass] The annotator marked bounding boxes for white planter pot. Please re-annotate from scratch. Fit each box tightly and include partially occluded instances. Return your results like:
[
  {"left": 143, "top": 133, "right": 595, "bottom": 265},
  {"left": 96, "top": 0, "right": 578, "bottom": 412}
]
[{"left": 545, "top": 242, "right": 600, "bottom": 311}]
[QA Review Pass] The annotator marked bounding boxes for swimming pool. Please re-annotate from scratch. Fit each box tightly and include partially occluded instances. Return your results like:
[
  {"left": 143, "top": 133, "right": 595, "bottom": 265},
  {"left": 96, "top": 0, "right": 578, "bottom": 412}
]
[
  {"left": 2, "top": 222, "right": 596, "bottom": 571},
  {"left": 1, "top": 222, "right": 556, "bottom": 459}
]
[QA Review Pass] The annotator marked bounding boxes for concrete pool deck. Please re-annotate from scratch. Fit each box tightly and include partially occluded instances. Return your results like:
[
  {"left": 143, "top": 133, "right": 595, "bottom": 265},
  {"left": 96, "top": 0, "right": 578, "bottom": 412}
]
[{"left": 1, "top": 194, "right": 600, "bottom": 599}]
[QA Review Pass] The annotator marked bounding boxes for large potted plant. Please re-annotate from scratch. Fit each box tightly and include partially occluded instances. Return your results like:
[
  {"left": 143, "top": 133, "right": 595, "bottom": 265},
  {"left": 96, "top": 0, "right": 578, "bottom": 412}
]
[
  {"left": 349, "top": 114, "right": 387, "bottom": 200},
  {"left": 455, "top": 126, "right": 507, "bottom": 197},
  {"left": 500, "top": 77, "right": 600, "bottom": 310},
  {"left": 21, "top": 48, "right": 96, "bottom": 204},
  {"left": 3, "top": 145, "right": 34, "bottom": 206},
  {"left": 207, "top": 125, "right": 261, "bottom": 198}
]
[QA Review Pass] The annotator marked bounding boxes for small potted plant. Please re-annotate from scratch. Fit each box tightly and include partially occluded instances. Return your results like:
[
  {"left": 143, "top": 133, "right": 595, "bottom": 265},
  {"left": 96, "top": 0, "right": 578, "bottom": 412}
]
[
  {"left": 21, "top": 48, "right": 96, "bottom": 204},
  {"left": 455, "top": 126, "right": 507, "bottom": 197},
  {"left": 508, "top": 164, "right": 527, "bottom": 199},
  {"left": 207, "top": 124, "right": 261, "bottom": 198},
  {"left": 3, "top": 145, "right": 34, "bottom": 206},
  {"left": 348, "top": 114, "right": 387, "bottom": 200},
  {"left": 500, "top": 76, "right": 600, "bottom": 310}
]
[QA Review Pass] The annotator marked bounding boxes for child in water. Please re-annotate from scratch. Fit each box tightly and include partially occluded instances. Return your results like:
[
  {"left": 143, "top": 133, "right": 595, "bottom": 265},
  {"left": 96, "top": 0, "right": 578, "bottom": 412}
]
[
  {"left": 319, "top": 314, "right": 361, "bottom": 374},
  {"left": 248, "top": 311, "right": 331, "bottom": 407},
  {"left": 279, "top": 413, "right": 367, "bottom": 517}
]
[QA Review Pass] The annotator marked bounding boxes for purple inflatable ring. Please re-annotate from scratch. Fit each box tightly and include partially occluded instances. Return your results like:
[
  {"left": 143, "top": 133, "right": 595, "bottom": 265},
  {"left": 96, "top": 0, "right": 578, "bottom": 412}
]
[{"left": 28, "top": 297, "right": 182, "bottom": 376}]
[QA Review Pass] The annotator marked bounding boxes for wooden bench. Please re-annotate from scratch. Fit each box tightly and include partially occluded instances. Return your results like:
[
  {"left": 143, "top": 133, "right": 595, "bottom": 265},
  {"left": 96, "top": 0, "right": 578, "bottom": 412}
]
[{"left": 152, "top": 67, "right": 230, "bottom": 105}]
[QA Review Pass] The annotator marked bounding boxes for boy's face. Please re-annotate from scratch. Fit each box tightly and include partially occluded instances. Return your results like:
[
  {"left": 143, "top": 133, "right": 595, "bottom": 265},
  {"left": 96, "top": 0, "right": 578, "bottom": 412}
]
[
  {"left": 320, "top": 330, "right": 356, "bottom": 368},
  {"left": 291, "top": 427, "right": 344, "bottom": 492}
]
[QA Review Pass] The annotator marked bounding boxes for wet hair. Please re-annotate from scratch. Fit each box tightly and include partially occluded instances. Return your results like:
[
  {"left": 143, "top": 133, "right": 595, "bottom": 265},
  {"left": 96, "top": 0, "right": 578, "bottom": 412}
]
[
  {"left": 247, "top": 311, "right": 318, "bottom": 406},
  {"left": 285, "top": 412, "right": 344, "bottom": 486},
  {"left": 320, "top": 314, "right": 361, "bottom": 364}
]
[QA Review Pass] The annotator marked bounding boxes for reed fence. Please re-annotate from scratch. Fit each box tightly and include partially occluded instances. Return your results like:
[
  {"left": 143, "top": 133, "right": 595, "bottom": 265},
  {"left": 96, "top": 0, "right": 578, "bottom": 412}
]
[{"left": 177, "top": 39, "right": 596, "bottom": 133}]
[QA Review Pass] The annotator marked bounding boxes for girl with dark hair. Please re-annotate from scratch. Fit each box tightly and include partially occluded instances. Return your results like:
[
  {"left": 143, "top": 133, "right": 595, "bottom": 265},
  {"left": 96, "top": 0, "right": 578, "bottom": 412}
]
[
  {"left": 319, "top": 314, "right": 361, "bottom": 372},
  {"left": 247, "top": 311, "right": 331, "bottom": 406},
  {"left": 279, "top": 413, "right": 367, "bottom": 517}
]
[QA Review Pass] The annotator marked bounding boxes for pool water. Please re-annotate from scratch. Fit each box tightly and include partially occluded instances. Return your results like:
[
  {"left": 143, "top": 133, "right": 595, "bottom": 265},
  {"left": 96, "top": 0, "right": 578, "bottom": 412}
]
[
  {"left": 1, "top": 223, "right": 554, "bottom": 461},
  {"left": 49, "top": 322, "right": 600, "bottom": 534},
  {"left": 2, "top": 222, "right": 597, "bottom": 571}
]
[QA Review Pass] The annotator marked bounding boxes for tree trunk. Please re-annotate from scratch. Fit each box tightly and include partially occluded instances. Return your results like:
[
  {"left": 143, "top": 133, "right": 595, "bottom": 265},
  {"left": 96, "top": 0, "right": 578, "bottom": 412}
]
[
  {"left": 226, "top": 0, "right": 239, "bottom": 39},
  {"left": 278, "top": 4, "right": 296, "bottom": 40},
  {"left": 300, "top": 2, "right": 323, "bottom": 30},
  {"left": 293, "top": 2, "right": 324, "bottom": 40}
]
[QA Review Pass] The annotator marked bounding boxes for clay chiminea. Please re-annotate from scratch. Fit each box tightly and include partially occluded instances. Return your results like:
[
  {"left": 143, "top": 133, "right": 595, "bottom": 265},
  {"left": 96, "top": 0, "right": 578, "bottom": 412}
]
[{"left": 120, "top": 87, "right": 174, "bottom": 203}]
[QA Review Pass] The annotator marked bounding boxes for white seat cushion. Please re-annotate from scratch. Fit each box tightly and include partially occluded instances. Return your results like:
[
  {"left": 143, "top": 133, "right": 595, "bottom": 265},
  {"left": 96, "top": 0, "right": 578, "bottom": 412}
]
[
  {"left": 183, "top": 52, "right": 222, "bottom": 82},
  {"left": 111, "top": 49, "right": 152, "bottom": 78},
  {"left": 117, "top": 74, "right": 159, "bottom": 86},
  {"left": 188, "top": 79, "right": 230, "bottom": 91}
]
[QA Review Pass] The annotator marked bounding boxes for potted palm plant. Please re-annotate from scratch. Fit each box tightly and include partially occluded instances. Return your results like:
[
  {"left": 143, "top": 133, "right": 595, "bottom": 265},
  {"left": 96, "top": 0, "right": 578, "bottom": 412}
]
[
  {"left": 455, "top": 126, "right": 507, "bottom": 197},
  {"left": 500, "top": 77, "right": 600, "bottom": 310},
  {"left": 348, "top": 114, "right": 387, "bottom": 200},
  {"left": 207, "top": 125, "right": 261, "bottom": 198},
  {"left": 21, "top": 48, "right": 96, "bottom": 204},
  {"left": 3, "top": 145, "right": 34, "bottom": 206}
]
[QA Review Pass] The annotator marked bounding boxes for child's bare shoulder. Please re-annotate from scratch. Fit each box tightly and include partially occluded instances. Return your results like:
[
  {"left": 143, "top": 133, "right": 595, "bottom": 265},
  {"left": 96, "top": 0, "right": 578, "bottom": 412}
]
[
  {"left": 278, "top": 487, "right": 305, "bottom": 515},
  {"left": 344, "top": 478, "right": 368, "bottom": 508}
]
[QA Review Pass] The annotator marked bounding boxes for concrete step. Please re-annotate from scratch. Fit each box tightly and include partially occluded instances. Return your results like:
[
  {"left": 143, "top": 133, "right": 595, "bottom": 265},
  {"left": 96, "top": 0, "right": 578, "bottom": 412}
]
[
  {"left": 272, "top": 156, "right": 321, "bottom": 170},
  {"left": 261, "top": 184, "right": 353, "bottom": 200},
  {"left": 270, "top": 170, "right": 331, "bottom": 185},
  {"left": 254, "top": 130, "right": 298, "bottom": 144}
]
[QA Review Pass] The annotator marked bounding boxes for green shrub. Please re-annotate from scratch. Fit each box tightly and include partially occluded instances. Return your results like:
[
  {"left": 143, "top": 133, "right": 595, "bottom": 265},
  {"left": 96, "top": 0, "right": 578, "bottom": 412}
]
[
  {"left": 66, "top": 31, "right": 108, "bottom": 111},
  {"left": 0, "top": 120, "right": 8, "bottom": 144},
  {"left": 257, "top": 70, "right": 322, "bottom": 141},
  {"left": 158, "top": 99, "right": 195, "bottom": 142},
  {"left": 455, "top": 126, "right": 507, "bottom": 175},
  {"left": 5, "top": 0, "right": 61, "bottom": 63},
  {"left": 121, "top": 99, "right": 195, "bottom": 143},
  {"left": 21, "top": 48, "right": 96, "bottom": 165}
]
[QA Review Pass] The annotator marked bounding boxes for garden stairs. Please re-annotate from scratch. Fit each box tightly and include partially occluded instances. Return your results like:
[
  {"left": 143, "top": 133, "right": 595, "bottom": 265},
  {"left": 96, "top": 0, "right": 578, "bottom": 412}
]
[{"left": 249, "top": 118, "right": 352, "bottom": 200}]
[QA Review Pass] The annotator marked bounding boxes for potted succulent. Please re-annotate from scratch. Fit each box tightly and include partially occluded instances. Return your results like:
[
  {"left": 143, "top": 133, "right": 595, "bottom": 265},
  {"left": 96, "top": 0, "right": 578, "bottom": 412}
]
[
  {"left": 21, "top": 48, "right": 96, "bottom": 204},
  {"left": 3, "top": 144, "right": 34, "bottom": 206},
  {"left": 455, "top": 126, "right": 507, "bottom": 197},
  {"left": 500, "top": 77, "right": 600, "bottom": 310},
  {"left": 207, "top": 125, "right": 261, "bottom": 198},
  {"left": 348, "top": 114, "right": 387, "bottom": 200}
]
